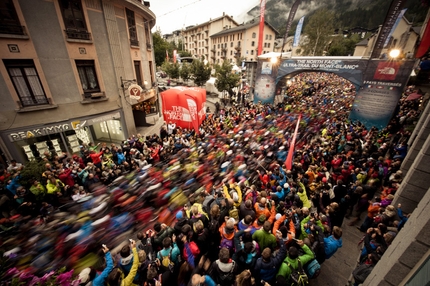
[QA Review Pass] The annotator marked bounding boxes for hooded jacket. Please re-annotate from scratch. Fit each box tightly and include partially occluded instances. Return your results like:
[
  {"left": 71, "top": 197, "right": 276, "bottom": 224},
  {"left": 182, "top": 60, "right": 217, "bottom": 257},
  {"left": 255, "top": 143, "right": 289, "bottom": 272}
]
[
  {"left": 277, "top": 244, "right": 314, "bottom": 279},
  {"left": 324, "top": 235, "right": 343, "bottom": 259},
  {"left": 252, "top": 228, "right": 277, "bottom": 251},
  {"left": 254, "top": 242, "right": 287, "bottom": 283},
  {"left": 209, "top": 259, "right": 237, "bottom": 286}
]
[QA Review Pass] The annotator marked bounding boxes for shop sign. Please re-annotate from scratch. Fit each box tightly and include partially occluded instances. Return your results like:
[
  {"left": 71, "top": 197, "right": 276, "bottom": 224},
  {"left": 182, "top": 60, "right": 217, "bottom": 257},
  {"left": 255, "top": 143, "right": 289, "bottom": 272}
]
[
  {"left": 128, "top": 84, "right": 143, "bottom": 100},
  {"left": 9, "top": 124, "right": 72, "bottom": 142}
]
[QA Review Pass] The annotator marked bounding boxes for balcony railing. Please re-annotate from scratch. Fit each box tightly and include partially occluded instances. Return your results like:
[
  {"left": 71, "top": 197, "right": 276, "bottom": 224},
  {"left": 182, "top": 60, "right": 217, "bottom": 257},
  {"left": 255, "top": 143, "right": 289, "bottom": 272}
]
[
  {"left": 0, "top": 24, "right": 26, "bottom": 35},
  {"left": 130, "top": 39, "right": 139, "bottom": 47},
  {"left": 235, "top": 45, "right": 241, "bottom": 51},
  {"left": 65, "top": 29, "right": 91, "bottom": 41},
  {"left": 210, "top": 48, "right": 216, "bottom": 52}
]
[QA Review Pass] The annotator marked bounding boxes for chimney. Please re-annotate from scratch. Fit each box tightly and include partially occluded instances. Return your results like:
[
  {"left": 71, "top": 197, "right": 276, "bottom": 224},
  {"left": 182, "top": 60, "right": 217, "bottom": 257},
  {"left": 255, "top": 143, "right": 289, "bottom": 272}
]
[{"left": 223, "top": 12, "right": 225, "bottom": 16}]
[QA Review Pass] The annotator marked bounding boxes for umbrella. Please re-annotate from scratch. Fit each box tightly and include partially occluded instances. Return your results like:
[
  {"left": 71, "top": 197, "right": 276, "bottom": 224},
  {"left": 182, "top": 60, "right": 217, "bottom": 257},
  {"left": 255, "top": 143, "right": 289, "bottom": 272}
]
[{"left": 406, "top": 93, "right": 422, "bottom": 101}]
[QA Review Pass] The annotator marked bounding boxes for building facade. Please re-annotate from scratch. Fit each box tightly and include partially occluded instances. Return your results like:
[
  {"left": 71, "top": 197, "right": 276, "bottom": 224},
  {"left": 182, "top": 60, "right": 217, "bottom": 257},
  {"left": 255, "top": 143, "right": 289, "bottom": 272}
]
[
  {"left": 210, "top": 20, "right": 278, "bottom": 64},
  {"left": 353, "top": 16, "right": 420, "bottom": 58},
  {"left": 0, "top": 0, "right": 157, "bottom": 163},
  {"left": 181, "top": 13, "right": 239, "bottom": 61}
]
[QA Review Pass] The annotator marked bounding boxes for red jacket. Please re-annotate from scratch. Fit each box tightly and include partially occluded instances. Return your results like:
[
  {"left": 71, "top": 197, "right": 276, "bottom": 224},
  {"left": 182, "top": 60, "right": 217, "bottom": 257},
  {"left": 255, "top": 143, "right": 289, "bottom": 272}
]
[
  {"left": 90, "top": 151, "right": 104, "bottom": 165},
  {"left": 58, "top": 168, "right": 75, "bottom": 187}
]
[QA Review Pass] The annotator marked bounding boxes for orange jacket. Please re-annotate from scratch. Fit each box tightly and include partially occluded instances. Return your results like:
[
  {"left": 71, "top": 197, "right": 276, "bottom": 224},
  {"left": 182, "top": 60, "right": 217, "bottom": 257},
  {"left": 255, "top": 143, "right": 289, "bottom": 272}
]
[
  {"left": 272, "top": 215, "right": 295, "bottom": 242},
  {"left": 254, "top": 202, "right": 274, "bottom": 219},
  {"left": 367, "top": 203, "right": 381, "bottom": 218}
]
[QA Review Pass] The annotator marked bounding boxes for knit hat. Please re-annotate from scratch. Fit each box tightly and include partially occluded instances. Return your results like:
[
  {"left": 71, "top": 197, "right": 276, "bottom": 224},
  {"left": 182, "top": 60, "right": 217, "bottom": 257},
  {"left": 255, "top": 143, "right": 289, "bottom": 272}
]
[
  {"left": 275, "top": 213, "right": 282, "bottom": 221},
  {"left": 258, "top": 215, "right": 266, "bottom": 225},
  {"left": 176, "top": 210, "right": 184, "bottom": 220}
]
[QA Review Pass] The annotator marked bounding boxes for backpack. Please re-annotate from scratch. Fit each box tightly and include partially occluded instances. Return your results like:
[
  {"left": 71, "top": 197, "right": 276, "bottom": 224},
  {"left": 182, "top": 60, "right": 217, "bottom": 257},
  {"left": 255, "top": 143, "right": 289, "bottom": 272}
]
[
  {"left": 286, "top": 259, "right": 309, "bottom": 286},
  {"left": 160, "top": 248, "right": 174, "bottom": 272},
  {"left": 228, "top": 207, "right": 239, "bottom": 221},
  {"left": 217, "top": 260, "right": 235, "bottom": 285},
  {"left": 208, "top": 218, "right": 219, "bottom": 235},
  {"left": 220, "top": 237, "right": 234, "bottom": 250},
  {"left": 304, "top": 259, "right": 321, "bottom": 279}
]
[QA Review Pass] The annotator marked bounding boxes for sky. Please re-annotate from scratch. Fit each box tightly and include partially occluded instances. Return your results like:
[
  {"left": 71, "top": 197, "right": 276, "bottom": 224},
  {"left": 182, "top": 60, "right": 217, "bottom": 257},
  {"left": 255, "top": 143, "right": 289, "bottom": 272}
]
[{"left": 149, "top": 0, "right": 260, "bottom": 34}]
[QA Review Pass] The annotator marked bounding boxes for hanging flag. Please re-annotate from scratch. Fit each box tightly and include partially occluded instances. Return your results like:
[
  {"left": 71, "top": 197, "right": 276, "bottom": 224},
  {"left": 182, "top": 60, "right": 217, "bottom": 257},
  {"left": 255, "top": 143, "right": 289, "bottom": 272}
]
[
  {"left": 383, "top": 8, "right": 407, "bottom": 48},
  {"left": 416, "top": 17, "right": 430, "bottom": 58},
  {"left": 281, "top": 0, "right": 302, "bottom": 52},
  {"left": 173, "top": 50, "right": 177, "bottom": 63},
  {"left": 285, "top": 114, "right": 301, "bottom": 170},
  {"left": 370, "top": 0, "right": 407, "bottom": 59},
  {"left": 257, "top": 0, "right": 266, "bottom": 56},
  {"left": 293, "top": 16, "right": 305, "bottom": 47},
  {"left": 166, "top": 50, "right": 169, "bottom": 61}
]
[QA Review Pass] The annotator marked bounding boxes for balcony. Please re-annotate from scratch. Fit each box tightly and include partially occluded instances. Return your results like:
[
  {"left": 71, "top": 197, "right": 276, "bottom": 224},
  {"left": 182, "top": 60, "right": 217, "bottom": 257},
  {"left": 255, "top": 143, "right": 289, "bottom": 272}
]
[
  {"left": 210, "top": 55, "right": 216, "bottom": 59},
  {"left": 130, "top": 39, "right": 139, "bottom": 47},
  {"left": 221, "top": 47, "right": 227, "bottom": 52},
  {"left": 211, "top": 48, "right": 216, "bottom": 52},
  {"left": 0, "top": 24, "right": 26, "bottom": 35},
  {"left": 65, "top": 29, "right": 91, "bottom": 41},
  {"left": 235, "top": 45, "right": 241, "bottom": 51},
  {"left": 146, "top": 43, "right": 152, "bottom": 50}
]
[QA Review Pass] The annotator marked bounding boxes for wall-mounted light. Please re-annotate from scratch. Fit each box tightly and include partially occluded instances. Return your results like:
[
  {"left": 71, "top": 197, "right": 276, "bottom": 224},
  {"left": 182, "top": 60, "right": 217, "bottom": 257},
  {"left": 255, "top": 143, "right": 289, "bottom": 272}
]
[{"left": 389, "top": 49, "right": 401, "bottom": 59}]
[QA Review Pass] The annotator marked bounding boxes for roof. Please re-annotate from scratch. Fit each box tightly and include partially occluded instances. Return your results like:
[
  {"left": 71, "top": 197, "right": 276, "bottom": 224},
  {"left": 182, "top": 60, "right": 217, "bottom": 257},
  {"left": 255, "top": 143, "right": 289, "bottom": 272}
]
[
  {"left": 211, "top": 20, "right": 279, "bottom": 37},
  {"left": 356, "top": 39, "right": 369, "bottom": 46},
  {"left": 412, "top": 26, "right": 422, "bottom": 34},
  {"left": 183, "top": 14, "right": 239, "bottom": 32}
]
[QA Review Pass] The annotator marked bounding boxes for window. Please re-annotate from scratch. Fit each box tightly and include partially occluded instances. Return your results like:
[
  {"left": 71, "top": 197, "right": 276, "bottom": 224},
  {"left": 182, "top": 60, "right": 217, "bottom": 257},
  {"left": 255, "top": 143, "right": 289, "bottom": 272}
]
[
  {"left": 134, "top": 61, "right": 142, "bottom": 86},
  {"left": 230, "top": 51, "right": 233, "bottom": 55},
  {"left": 126, "top": 8, "right": 138, "bottom": 46},
  {"left": 0, "top": 0, "right": 25, "bottom": 35},
  {"left": 251, "top": 50, "right": 254, "bottom": 55},
  {"left": 252, "top": 32, "right": 256, "bottom": 38},
  {"left": 3, "top": 59, "right": 48, "bottom": 107},
  {"left": 264, "top": 43, "right": 267, "bottom": 48},
  {"left": 268, "top": 43, "right": 270, "bottom": 48},
  {"left": 218, "top": 44, "right": 220, "bottom": 48},
  {"left": 59, "top": 0, "right": 91, "bottom": 40},
  {"left": 75, "top": 60, "right": 100, "bottom": 94},
  {"left": 269, "top": 35, "right": 272, "bottom": 40},
  {"left": 217, "top": 51, "right": 219, "bottom": 56},
  {"left": 265, "top": 34, "right": 268, "bottom": 40},
  {"left": 230, "top": 42, "right": 233, "bottom": 47},
  {"left": 144, "top": 22, "right": 151, "bottom": 49},
  {"left": 149, "top": 61, "right": 154, "bottom": 82},
  {"left": 251, "top": 41, "right": 255, "bottom": 47}
]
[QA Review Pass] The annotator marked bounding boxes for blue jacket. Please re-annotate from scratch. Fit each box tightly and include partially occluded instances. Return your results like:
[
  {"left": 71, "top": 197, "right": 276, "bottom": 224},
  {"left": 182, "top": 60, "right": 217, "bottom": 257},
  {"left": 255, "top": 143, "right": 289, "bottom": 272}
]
[
  {"left": 93, "top": 251, "right": 113, "bottom": 286},
  {"left": 254, "top": 242, "right": 287, "bottom": 283},
  {"left": 324, "top": 235, "right": 343, "bottom": 259}
]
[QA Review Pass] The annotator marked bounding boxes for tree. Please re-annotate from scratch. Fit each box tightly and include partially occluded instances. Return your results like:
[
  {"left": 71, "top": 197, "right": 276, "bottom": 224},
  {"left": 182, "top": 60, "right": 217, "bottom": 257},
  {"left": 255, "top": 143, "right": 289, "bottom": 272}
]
[
  {"left": 301, "top": 8, "right": 335, "bottom": 56},
  {"left": 153, "top": 31, "right": 171, "bottom": 66},
  {"left": 180, "top": 62, "right": 192, "bottom": 84},
  {"left": 214, "top": 60, "right": 241, "bottom": 96},
  {"left": 18, "top": 159, "right": 46, "bottom": 188},
  {"left": 191, "top": 59, "right": 211, "bottom": 87},
  {"left": 161, "top": 61, "right": 180, "bottom": 79},
  {"left": 327, "top": 34, "right": 361, "bottom": 56}
]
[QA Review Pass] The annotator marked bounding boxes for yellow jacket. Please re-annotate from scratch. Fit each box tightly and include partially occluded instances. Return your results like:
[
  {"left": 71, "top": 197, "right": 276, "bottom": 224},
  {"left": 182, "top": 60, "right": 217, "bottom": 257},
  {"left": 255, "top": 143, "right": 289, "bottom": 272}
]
[{"left": 223, "top": 183, "right": 242, "bottom": 208}]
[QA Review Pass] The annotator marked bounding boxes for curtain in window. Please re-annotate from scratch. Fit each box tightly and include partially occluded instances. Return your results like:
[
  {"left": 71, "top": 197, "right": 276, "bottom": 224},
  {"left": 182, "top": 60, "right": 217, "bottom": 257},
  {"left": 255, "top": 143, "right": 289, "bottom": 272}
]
[
  {"left": 85, "top": 66, "right": 98, "bottom": 89},
  {"left": 9, "top": 68, "right": 33, "bottom": 106},
  {"left": 24, "top": 68, "right": 48, "bottom": 104},
  {"left": 77, "top": 67, "right": 88, "bottom": 90}
]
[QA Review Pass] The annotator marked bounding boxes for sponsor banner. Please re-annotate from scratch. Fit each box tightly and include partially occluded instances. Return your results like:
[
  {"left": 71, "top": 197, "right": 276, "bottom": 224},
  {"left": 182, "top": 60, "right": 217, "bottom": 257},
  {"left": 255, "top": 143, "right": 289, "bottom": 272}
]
[
  {"left": 370, "top": 0, "right": 407, "bottom": 59},
  {"left": 161, "top": 87, "right": 206, "bottom": 133},
  {"left": 261, "top": 62, "right": 273, "bottom": 74},
  {"left": 278, "top": 58, "right": 365, "bottom": 87},
  {"left": 416, "top": 18, "right": 430, "bottom": 58},
  {"left": 257, "top": 0, "right": 266, "bottom": 56},
  {"left": 285, "top": 114, "right": 301, "bottom": 170},
  {"left": 283, "top": 0, "right": 302, "bottom": 43},
  {"left": 254, "top": 61, "right": 276, "bottom": 104},
  {"left": 293, "top": 16, "right": 305, "bottom": 47},
  {"left": 349, "top": 60, "right": 414, "bottom": 130},
  {"left": 383, "top": 8, "right": 407, "bottom": 48}
]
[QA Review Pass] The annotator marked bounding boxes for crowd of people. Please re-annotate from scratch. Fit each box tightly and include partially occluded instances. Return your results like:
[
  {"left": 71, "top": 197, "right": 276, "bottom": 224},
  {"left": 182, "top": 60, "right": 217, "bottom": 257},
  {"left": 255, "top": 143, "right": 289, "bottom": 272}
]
[{"left": 0, "top": 72, "right": 422, "bottom": 286}]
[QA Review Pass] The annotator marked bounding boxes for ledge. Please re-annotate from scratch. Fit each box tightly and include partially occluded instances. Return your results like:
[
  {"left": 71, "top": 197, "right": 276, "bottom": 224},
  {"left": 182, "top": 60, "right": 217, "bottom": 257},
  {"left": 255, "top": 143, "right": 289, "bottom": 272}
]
[
  {"left": 131, "top": 45, "right": 140, "bottom": 49},
  {"left": 80, "top": 97, "right": 109, "bottom": 104},
  {"left": 0, "top": 33, "right": 29, "bottom": 40},
  {"left": 16, "top": 104, "right": 58, "bottom": 113},
  {"left": 66, "top": 38, "right": 93, "bottom": 44}
]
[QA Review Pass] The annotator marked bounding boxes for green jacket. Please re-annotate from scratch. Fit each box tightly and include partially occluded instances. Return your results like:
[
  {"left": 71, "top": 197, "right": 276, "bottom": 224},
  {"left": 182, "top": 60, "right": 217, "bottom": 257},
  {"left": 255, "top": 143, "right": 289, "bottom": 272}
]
[
  {"left": 252, "top": 228, "right": 277, "bottom": 251},
  {"left": 300, "top": 215, "right": 324, "bottom": 239},
  {"left": 277, "top": 244, "right": 314, "bottom": 279}
]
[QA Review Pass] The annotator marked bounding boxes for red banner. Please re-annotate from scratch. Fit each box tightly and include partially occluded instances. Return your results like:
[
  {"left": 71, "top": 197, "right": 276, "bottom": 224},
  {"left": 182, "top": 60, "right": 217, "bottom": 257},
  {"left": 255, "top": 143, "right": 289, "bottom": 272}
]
[
  {"left": 285, "top": 114, "right": 301, "bottom": 170},
  {"left": 416, "top": 19, "right": 430, "bottom": 58},
  {"left": 257, "top": 0, "right": 266, "bottom": 56},
  {"left": 161, "top": 87, "right": 206, "bottom": 133}
]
